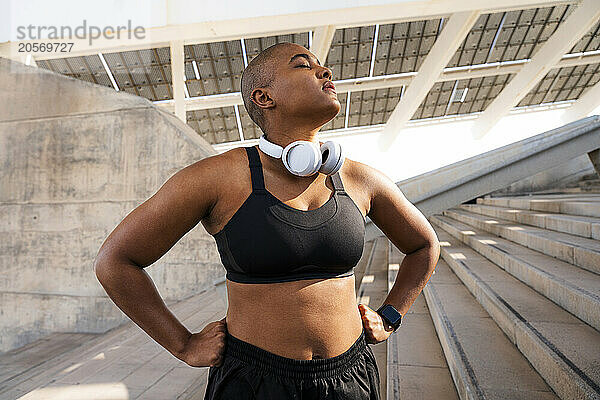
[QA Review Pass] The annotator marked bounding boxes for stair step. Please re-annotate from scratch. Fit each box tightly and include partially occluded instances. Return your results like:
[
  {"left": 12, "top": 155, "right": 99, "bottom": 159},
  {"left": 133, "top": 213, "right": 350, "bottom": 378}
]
[
  {"left": 477, "top": 195, "right": 600, "bottom": 218},
  {"left": 442, "top": 208, "right": 600, "bottom": 275},
  {"left": 423, "top": 259, "right": 559, "bottom": 399},
  {"left": 387, "top": 245, "right": 459, "bottom": 400},
  {"left": 430, "top": 214, "right": 600, "bottom": 331},
  {"left": 459, "top": 203, "right": 600, "bottom": 240},
  {"left": 432, "top": 228, "right": 600, "bottom": 400}
]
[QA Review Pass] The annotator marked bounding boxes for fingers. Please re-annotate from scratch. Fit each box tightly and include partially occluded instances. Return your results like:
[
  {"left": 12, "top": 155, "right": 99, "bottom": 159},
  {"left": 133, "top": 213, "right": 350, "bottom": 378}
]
[
  {"left": 211, "top": 352, "right": 225, "bottom": 367},
  {"left": 358, "top": 303, "right": 374, "bottom": 313}
]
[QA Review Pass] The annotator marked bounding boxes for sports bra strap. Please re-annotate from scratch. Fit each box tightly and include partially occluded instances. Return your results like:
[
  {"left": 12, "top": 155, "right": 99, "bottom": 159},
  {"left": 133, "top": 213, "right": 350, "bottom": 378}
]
[
  {"left": 245, "top": 146, "right": 266, "bottom": 192},
  {"left": 330, "top": 171, "right": 346, "bottom": 193}
]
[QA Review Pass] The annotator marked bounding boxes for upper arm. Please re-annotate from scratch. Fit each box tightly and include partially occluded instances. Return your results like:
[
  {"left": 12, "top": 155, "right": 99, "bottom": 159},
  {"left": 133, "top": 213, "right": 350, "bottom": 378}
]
[
  {"left": 361, "top": 163, "right": 439, "bottom": 255},
  {"left": 95, "top": 156, "right": 220, "bottom": 269}
]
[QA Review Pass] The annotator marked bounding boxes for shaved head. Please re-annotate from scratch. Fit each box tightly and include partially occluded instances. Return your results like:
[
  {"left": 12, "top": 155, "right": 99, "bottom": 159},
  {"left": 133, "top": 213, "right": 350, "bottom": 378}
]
[{"left": 240, "top": 42, "right": 297, "bottom": 136}]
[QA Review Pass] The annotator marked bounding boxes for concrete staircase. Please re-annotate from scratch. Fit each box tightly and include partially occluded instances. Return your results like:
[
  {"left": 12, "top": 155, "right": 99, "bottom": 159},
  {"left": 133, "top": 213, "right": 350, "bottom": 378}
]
[{"left": 420, "top": 190, "right": 600, "bottom": 400}]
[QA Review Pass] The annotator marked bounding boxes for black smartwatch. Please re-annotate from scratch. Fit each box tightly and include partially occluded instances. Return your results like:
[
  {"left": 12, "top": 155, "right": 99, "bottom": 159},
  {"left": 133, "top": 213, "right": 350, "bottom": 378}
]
[{"left": 376, "top": 304, "right": 403, "bottom": 331}]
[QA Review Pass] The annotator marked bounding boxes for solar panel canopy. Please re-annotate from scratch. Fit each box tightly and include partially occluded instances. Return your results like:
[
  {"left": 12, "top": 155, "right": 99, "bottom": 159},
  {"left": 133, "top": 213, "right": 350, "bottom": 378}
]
[{"left": 36, "top": 3, "right": 600, "bottom": 145}]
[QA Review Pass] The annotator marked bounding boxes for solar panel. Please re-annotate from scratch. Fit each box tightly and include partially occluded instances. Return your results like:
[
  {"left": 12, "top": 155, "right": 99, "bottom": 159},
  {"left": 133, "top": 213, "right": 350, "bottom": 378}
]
[
  {"left": 519, "top": 62, "right": 600, "bottom": 106},
  {"left": 448, "top": 5, "right": 572, "bottom": 68}
]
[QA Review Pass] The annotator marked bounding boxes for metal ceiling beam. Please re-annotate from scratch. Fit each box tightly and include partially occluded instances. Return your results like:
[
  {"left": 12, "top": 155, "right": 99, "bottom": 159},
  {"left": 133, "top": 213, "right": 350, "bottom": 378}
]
[
  {"left": 0, "top": 0, "right": 574, "bottom": 61},
  {"left": 310, "top": 25, "right": 337, "bottom": 67},
  {"left": 378, "top": 10, "right": 481, "bottom": 150},
  {"left": 472, "top": 0, "right": 600, "bottom": 138},
  {"left": 153, "top": 51, "right": 600, "bottom": 114}
]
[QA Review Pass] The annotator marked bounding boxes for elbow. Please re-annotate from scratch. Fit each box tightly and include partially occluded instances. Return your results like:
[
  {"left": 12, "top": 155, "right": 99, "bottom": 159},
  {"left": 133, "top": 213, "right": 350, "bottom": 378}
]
[
  {"left": 427, "top": 227, "right": 441, "bottom": 255},
  {"left": 429, "top": 236, "right": 440, "bottom": 253},
  {"left": 93, "top": 247, "right": 125, "bottom": 286},
  {"left": 93, "top": 249, "right": 143, "bottom": 287},
  {"left": 427, "top": 237, "right": 441, "bottom": 270},
  {"left": 93, "top": 254, "right": 114, "bottom": 285}
]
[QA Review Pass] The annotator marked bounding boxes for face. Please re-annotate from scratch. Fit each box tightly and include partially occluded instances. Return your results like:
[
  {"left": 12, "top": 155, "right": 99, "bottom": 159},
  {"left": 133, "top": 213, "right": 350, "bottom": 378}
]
[{"left": 257, "top": 45, "right": 341, "bottom": 127}]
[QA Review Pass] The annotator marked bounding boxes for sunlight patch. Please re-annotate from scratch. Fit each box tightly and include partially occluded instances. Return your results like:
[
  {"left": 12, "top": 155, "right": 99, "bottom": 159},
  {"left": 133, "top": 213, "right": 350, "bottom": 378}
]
[
  {"left": 18, "top": 383, "right": 129, "bottom": 400},
  {"left": 61, "top": 362, "right": 82, "bottom": 374},
  {"left": 449, "top": 252, "right": 466, "bottom": 260},
  {"left": 361, "top": 274, "right": 375, "bottom": 284}
]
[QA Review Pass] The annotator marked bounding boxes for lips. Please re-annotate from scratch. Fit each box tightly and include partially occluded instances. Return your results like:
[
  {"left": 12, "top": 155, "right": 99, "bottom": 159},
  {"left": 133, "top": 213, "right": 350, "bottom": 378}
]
[{"left": 323, "top": 81, "right": 336, "bottom": 92}]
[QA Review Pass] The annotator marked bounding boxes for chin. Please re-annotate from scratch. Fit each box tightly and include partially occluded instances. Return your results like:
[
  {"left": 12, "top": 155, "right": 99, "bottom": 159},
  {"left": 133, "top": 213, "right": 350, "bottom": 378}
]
[
  {"left": 328, "top": 98, "right": 341, "bottom": 115},
  {"left": 320, "top": 102, "right": 341, "bottom": 123}
]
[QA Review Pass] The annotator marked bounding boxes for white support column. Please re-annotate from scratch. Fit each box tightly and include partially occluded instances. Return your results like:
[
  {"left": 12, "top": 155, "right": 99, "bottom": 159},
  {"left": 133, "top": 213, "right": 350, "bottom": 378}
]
[
  {"left": 378, "top": 10, "right": 481, "bottom": 150},
  {"left": 562, "top": 81, "right": 600, "bottom": 123},
  {"left": 5, "top": 53, "right": 38, "bottom": 67},
  {"left": 170, "top": 40, "right": 186, "bottom": 122},
  {"left": 473, "top": 0, "right": 600, "bottom": 138},
  {"left": 310, "top": 25, "right": 337, "bottom": 66},
  {"left": 25, "top": 54, "right": 37, "bottom": 67}
]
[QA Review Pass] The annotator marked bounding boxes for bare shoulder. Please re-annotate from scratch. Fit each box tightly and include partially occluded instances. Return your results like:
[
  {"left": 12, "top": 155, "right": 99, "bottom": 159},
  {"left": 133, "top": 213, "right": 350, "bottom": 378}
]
[
  {"left": 194, "top": 146, "right": 250, "bottom": 233},
  {"left": 346, "top": 159, "right": 439, "bottom": 252},
  {"left": 342, "top": 157, "right": 387, "bottom": 195},
  {"left": 339, "top": 157, "right": 379, "bottom": 218},
  {"left": 176, "top": 149, "right": 234, "bottom": 199},
  {"left": 173, "top": 146, "right": 246, "bottom": 212}
]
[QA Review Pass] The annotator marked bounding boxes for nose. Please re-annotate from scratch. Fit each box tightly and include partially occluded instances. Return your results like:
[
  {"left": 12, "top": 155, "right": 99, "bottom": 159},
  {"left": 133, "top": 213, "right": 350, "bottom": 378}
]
[{"left": 319, "top": 66, "right": 333, "bottom": 81}]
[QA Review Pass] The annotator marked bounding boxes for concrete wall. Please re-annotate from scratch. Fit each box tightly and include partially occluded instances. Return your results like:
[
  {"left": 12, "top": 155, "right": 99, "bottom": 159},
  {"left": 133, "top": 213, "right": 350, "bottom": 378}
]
[{"left": 0, "top": 57, "right": 224, "bottom": 353}]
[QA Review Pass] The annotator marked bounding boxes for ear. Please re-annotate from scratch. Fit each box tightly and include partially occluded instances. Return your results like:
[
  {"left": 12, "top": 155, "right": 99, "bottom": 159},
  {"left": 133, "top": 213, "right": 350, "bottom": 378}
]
[{"left": 250, "top": 88, "right": 275, "bottom": 110}]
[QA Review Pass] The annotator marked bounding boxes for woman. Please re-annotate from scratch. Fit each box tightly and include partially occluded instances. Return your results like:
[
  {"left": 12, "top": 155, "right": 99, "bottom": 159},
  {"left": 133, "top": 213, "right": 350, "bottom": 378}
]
[{"left": 94, "top": 42, "right": 440, "bottom": 399}]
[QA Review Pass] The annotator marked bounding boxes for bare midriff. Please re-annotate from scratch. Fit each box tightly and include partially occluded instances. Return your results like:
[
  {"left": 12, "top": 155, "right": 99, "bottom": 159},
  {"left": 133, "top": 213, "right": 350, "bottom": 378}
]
[{"left": 225, "top": 274, "right": 364, "bottom": 360}]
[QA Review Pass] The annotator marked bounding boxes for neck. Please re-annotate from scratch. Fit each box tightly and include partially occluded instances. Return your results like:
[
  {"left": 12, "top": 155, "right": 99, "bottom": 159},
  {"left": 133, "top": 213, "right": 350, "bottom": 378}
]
[{"left": 265, "top": 133, "right": 320, "bottom": 148}]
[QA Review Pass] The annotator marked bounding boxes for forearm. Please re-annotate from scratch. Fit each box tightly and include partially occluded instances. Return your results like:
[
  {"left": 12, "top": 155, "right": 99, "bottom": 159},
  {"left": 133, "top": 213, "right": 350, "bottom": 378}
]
[
  {"left": 381, "top": 241, "right": 440, "bottom": 316},
  {"left": 94, "top": 259, "right": 192, "bottom": 360}
]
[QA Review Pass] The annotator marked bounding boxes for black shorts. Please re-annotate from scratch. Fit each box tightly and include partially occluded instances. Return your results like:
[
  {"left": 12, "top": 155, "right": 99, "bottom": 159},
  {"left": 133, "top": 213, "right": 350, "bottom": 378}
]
[{"left": 204, "top": 329, "right": 381, "bottom": 399}]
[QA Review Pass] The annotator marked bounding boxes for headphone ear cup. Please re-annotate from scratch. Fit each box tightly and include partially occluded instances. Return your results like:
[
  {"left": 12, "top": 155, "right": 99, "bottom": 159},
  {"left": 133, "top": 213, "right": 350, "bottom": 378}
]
[
  {"left": 283, "top": 141, "right": 322, "bottom": 177},
  {"left": 319, "top": 141, "right": 345, "bottom": 175}
]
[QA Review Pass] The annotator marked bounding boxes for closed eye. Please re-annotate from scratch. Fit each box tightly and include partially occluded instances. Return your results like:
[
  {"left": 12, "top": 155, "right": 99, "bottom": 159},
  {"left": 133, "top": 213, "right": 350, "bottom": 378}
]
[{"left": 295, "top": 64, "right": 311, "bottom": 68}]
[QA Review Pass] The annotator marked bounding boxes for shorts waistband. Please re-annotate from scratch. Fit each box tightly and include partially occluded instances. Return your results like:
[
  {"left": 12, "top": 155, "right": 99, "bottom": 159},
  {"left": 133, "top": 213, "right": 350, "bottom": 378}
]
[{"left": 224, "top": 329, "right": 367, "bottom": 379}]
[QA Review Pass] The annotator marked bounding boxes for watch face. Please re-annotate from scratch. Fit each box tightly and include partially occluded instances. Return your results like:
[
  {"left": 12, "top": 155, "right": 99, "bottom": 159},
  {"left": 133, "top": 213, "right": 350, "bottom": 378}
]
[{"left": 380, "top": 305, "right": 402, "bottom": 325}]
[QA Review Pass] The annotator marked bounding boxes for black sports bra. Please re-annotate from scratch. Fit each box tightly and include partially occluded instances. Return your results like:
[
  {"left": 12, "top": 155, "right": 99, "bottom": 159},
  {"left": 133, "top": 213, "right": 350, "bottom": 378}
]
[{"left": 210, "top": 145, "right": 366, "bottom": 284}]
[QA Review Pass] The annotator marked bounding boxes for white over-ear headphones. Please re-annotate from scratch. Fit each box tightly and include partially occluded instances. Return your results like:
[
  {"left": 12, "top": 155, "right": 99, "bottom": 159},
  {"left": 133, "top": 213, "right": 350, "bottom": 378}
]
[{"left": 258, "top": 134, "right": 345, "bottom": 177}]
